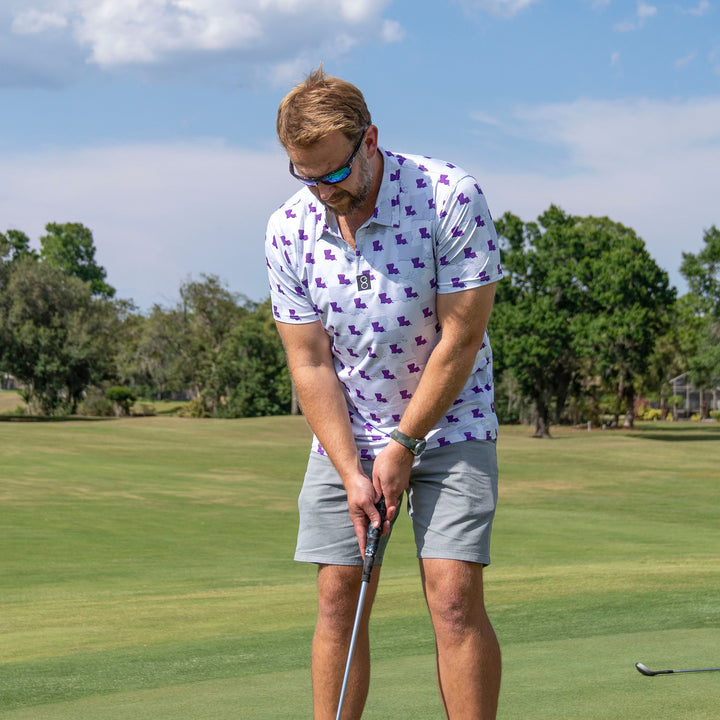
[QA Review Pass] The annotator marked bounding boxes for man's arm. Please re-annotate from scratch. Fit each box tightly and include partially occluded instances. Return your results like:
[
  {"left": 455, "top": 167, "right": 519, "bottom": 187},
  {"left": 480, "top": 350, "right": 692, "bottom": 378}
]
[
  {"left": 371, "top": 282, "right": 498, "bottom": 520},
  {"left": 275, "top": 319, "right": 384, "bottom": 550}
]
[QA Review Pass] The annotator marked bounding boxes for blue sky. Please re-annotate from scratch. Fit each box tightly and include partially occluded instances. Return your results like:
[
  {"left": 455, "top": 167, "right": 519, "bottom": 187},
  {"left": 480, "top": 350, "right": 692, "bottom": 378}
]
[{"left": 1, "top": 0, "right": 718, "bottom": 310}]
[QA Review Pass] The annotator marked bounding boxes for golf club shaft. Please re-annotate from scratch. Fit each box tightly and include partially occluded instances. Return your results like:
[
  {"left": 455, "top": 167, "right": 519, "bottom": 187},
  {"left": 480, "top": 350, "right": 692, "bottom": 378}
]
[
  {"left": 336, "top": 581, "right": 369, "bottom": 719},
  {"left": 335, "top": 498, "right": 387, "bottom": 720}
]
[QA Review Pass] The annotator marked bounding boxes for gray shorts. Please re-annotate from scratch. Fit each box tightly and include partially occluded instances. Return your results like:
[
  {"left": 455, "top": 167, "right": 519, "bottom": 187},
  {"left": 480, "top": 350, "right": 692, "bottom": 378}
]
[{"left": 295, "top": 440, "right": 498, "bottom": 566}]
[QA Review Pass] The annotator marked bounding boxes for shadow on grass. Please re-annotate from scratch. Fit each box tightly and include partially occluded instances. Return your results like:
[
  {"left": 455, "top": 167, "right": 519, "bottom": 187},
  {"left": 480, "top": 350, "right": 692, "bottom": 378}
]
[
  {"left": 154, "top": 408, "right": 185, "bottom": 416},
  {"left": 633, "top": 423, "right": 720, "bottom": 442},
  {"left": 0, "top": 415, "right": 113, "bottom": 423}
]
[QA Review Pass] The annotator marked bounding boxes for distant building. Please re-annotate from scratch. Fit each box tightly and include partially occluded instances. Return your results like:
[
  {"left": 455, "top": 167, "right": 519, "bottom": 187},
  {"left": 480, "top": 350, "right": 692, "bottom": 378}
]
[
  {"left": 667, "top": 372, "right": 720, "bottom": 418},
  {"left": 1, "top": 374, "right": 19, "bottom": 391}
]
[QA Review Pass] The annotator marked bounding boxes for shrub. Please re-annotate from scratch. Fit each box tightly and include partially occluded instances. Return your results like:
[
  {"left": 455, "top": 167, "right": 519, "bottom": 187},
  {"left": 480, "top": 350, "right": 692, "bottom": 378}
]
[
  {"left": 106, "top": 386, "right": 137, "bottom": 416},
  {"left": 179, "top": 397, "right": 211, "bottom": 418},
  {"left": 78, "top": 387, "right": 114, "bottom": 417},
  {"left": 134, "top": 403, "right": 157, "bottom": 417}
]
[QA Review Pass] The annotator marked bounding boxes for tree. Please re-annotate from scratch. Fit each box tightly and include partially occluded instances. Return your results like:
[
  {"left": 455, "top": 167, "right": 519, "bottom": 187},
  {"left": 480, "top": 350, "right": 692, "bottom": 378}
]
[
  {"left": 215, "top": 298, "right": 292, "bottom": 417},
  {"left": 493, "top": 207, "right": 583, "bottom": 437},
  {"left": 2, "top": 230, "right": 37, "bottom": 369},
  {"left": 570, "top": 217, "right": 676, "bottom": 428},
  {"left": 40, "top": 222, "right": 115, "bottom": 299},
  {"left": 177, "top": 275, "right": 251, "bottom": 413},
  {"left": 678, "top": 225, "right": 720, "bottom": 406},
  {"left": 681, "top": 225, "right": 720, "bottom": 319},
  {"left": 1, "top": 229, "right": 35, "bottom": 263},
  {"left": 492, "top": 206, "right": 675, "bottom": 434},
  {"left": 115, "top": 275, "right": 253, "bottom": 409},
  {"left": 0, "top": 257, "right": 118, "bottom": 414},
  {"left": 1, "top": 229, "right": 36, "bottom": 290}
]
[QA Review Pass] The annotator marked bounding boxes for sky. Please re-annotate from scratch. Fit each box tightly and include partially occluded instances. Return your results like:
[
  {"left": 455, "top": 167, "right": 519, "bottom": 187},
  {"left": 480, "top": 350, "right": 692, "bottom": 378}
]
[{"left": 1, "top": 0, "right": 718, "bottom": 310}]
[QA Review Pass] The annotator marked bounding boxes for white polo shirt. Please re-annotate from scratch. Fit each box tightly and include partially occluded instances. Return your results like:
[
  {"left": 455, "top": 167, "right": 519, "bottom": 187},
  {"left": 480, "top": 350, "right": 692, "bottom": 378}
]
[{"left": 266, "top": 148, "right": 503, "bottom": 459}]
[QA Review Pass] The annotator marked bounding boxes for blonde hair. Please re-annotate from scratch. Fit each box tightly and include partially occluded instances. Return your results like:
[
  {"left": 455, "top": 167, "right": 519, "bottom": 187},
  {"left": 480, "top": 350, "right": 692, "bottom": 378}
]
[{"left": 276, "top": 64, "right": 371, "bottom": 149}]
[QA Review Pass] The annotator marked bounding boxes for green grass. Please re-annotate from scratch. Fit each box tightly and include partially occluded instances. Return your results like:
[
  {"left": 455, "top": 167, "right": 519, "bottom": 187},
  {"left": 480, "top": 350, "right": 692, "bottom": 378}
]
[
  {"left": 0, "top": 390, "right": 25, "bottom": 415},
  {"left": 1, "top": 418, "right": 719, "bottom": 718}
]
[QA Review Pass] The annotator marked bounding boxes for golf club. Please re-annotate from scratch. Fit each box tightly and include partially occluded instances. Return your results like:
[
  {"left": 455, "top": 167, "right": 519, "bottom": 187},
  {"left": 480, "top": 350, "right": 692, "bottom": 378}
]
[
  {"left": 335, "top": 496, "right": 387, "bottom": 720},
  {"left": 636, "top": 662, "right": 720, "bottom": 676}
]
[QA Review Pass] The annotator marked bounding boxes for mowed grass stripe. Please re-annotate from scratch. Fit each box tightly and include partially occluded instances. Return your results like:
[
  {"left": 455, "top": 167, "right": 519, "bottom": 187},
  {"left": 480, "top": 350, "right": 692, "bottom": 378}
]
[
  {"left": 3, "top": 632, "right": 720, "bottom": 720},
  {"left": 1, "top": 418, "right": 719, "bottom": 717}
]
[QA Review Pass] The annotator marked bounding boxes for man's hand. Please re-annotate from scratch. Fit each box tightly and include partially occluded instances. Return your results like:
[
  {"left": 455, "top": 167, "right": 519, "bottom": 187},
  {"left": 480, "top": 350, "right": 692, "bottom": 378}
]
[
  {"left": 345, "top": 472, "right": 386, "bottom": 555},
  {"left": 371, "top": 439, "right": 415, "bottom": 530}
]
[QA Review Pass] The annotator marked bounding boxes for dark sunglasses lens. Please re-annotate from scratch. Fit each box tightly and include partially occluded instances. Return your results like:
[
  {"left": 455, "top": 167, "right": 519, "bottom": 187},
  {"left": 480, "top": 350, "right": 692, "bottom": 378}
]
[{"left": 320, "top": 166, "right": 352, "bottom": 184}]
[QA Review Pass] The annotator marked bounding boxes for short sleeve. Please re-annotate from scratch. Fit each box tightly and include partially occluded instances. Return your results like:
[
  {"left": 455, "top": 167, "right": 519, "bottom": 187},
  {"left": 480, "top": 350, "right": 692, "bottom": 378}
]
[
  {"left": 435, "top": 175, "right": 503, "bottom": 294},
  {"left": 265, "top": 210, "right": 319, "bottom": 324}
]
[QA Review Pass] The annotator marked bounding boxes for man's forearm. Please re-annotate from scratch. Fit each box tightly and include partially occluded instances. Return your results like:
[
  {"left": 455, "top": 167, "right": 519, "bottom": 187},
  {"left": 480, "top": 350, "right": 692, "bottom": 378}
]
[
  {"left": 277, "top": 319, "right": 385, "bottom": 543},
  {"left": 397, "top": 335, "right": 481, "bottom": 439},
  {"left": 395, "top": 284, "right": 496, "bottom": 442},
  {"left": 291, "top": 363, "right": 364, "bottom": 482}
]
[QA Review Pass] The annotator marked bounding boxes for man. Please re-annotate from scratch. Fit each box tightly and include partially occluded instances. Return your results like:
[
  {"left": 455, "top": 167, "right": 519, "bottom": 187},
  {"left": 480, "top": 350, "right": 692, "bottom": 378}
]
[{"left": 265, "top": 66, "right": 503, "bottom": 720}]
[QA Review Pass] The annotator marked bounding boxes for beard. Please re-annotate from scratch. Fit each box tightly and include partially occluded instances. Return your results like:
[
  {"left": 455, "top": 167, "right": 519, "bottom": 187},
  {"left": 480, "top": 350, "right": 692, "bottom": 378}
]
[{"left": 317, "top": 152, "right": 373, "bottom": 217}]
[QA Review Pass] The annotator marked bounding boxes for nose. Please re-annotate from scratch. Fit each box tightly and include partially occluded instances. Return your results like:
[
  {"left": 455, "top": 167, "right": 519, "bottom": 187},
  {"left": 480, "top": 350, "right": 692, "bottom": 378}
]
[{"left": 317, "top": 182, "right": 336, "bottom": 200}]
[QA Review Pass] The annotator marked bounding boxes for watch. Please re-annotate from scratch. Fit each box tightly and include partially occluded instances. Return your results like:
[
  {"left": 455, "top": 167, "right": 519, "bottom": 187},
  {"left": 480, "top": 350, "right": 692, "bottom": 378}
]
[{"left": 390, "top": 429, "right": 427, "bottom": 456}]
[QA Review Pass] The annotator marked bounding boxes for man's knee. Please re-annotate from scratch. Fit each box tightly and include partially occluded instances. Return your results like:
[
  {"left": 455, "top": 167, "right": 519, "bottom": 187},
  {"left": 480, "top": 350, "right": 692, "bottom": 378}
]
[
  {"left": 316, "top": 565, "right": 363, "bottom": 635},
  {"left": 423, "top": 560, "right": 488, "bottom": 636}
]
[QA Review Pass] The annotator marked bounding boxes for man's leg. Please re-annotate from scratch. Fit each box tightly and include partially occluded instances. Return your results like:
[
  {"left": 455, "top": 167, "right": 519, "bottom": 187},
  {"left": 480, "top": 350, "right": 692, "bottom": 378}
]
[
  {"left": 420, "top": 558, "right": 500, "bottom": 720},
  {"left": 312, "top": 563, "right": 381, "bottom": 720}
]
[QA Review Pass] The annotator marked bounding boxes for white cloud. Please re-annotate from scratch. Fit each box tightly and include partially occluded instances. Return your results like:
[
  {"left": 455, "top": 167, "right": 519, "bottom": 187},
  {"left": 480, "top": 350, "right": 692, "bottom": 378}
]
[
  {"left": 2, "top": 96, "right": 718, "bottom": 311},
  {"left": 471, "top": 110, "right": 503, "bottom": 127},
  {"left": 710, "top": 47, "right": 720, "bottom": 75},
  {"left": 675, "top": 51, "right": 697, "bottom": 68},
  {"left": 614, "top": 1, "right": 657, "bottom": 31},
  {"left": 72, "top": 1, "right": 263, "bottom": 65},
  {"left": 637, "top": 2, "right": 657, "bottom": 20},
  {"left": 472, "top": 97, "right": 720, "bottom": 291},
  {"left": 338, "top": 0, "right": 387, "bottom": 22},
  {"left": 614, "top": 20, "right": 637, "bottom": 31},
  {"left": 8, "top": 0, "right": 399, "bottom": 71},
  {"left": 380, "top": 18, "right": 404, "bottom": 43},
  {"left": 456, "top": 0, "right": 537, "bottom": 18},
  {"left": 0, "top": 141, "right": 297, "bottom": 308},
  {"left": 11, "top": 9, "right": 67, "bottom": 33},
  {"left": 683, "top": 0, "right": 710, "bottom": 16}
]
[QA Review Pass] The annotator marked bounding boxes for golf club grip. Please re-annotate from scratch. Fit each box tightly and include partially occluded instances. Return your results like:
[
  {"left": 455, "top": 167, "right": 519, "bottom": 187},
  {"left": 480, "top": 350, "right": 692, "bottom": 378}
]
[{"left": 361, "top": 497, "right": 386, "bottom": 582}]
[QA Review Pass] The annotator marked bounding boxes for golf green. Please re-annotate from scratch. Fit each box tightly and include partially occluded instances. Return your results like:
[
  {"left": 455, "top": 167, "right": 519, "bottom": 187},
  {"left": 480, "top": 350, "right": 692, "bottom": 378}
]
[{"left": 1, "top": 417, "right": 718, "bottom": 718}]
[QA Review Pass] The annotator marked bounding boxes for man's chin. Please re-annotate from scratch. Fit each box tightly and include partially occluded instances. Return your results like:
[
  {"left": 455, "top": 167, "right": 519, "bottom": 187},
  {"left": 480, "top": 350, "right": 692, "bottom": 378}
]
[
  {"left": 323, "top": 193, "right": 369, "bottom": 217},
  {"left": 323, "top": 198, "right": 355, "bottom": 216}
]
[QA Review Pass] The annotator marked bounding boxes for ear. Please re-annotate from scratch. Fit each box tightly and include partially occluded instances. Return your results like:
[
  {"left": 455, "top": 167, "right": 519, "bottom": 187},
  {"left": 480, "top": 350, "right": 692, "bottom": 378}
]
[{"left": 364, "top": 124, "right": 379, "bottom": 158}]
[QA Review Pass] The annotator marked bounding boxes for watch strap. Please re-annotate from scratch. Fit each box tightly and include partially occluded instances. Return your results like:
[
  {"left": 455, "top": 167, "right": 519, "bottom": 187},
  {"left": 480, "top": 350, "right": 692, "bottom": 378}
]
[{"left": 390, "top": 428, "right": 426, "bottom": 456}]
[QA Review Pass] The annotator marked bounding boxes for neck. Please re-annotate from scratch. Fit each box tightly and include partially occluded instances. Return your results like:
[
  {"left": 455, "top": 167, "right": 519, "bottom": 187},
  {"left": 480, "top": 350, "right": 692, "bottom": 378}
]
[{"left": 338, "top": 151, "right": 384, "bottom": 241}]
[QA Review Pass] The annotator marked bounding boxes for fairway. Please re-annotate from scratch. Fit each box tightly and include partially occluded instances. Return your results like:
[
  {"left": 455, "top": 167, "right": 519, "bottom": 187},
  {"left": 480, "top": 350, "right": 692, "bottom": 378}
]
[{"left": 1, "top": 417, "right": 719, "bottom": 719}]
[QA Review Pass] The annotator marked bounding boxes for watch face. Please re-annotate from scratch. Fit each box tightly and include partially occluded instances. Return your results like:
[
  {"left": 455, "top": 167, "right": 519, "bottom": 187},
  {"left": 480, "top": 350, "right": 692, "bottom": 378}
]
[{"left": 414, "top": 439, "right": 427, "bottom": 456}]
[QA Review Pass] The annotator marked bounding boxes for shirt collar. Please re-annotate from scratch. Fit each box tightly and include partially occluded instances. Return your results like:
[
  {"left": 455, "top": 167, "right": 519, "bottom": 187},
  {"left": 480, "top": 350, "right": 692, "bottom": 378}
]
[
  {"left": 306, "top": 147, "right": 402, "bottom": 234},
  {"left": 370, "top": 147, "right": 401, "bottom": 229}
]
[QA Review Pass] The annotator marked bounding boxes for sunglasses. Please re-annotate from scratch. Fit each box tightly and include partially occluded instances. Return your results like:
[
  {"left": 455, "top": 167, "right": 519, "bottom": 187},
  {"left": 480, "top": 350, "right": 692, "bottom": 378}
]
[{"left": 289, "top": 125, "right": 369, "bottom": 186}]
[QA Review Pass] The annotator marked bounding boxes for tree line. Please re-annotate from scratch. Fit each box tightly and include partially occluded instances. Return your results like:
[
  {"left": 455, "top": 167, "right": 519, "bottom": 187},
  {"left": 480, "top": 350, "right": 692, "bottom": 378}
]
[
  {"left": 1, "top": 212, "right": 719, "bottom": 434},
  {"left": 0, "top": 223, "right": 289, "bottom": 417},
  {"left": 493, "top": 207, "right": 719, "bottom": 435}
]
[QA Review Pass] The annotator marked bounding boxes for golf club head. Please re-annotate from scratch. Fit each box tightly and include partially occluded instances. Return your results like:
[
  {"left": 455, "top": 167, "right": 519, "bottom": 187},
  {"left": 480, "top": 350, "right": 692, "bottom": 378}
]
[{"left": 636, "top": 662, "right": 655, "bottom": 676}]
